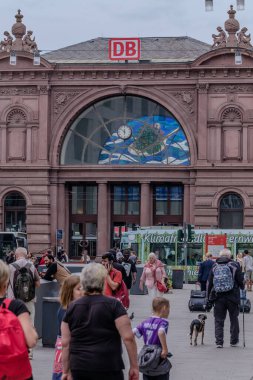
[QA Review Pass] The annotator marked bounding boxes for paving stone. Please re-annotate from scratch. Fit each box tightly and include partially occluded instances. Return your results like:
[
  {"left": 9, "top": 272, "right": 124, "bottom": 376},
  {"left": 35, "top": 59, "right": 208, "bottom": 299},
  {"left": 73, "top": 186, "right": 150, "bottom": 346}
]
[{"left": 32, "top": 284, "right": 253, "bottom": 380}]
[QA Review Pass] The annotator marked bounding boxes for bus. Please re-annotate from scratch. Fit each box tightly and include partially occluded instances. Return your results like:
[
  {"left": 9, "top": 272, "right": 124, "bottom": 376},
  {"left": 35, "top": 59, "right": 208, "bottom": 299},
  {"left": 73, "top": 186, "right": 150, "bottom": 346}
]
[
  {"left": 0, "top": 232, "right": 28, "bottom": 261},
  {"left": 120, "top": 227, "right": 253, "bottom": 281}
]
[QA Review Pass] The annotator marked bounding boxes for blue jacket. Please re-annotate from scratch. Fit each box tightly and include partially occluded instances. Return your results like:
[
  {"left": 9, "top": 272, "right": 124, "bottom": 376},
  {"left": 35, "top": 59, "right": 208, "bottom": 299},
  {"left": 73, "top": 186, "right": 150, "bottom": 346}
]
[{"left": 198, "top": 259, "right": 214, "bottom": 282}]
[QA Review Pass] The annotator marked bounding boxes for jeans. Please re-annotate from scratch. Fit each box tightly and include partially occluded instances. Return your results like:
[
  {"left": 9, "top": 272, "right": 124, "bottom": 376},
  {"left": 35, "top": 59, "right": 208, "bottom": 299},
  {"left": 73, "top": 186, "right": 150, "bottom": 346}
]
[{"left": 214, "top": 297, "right": 240, "bottom": 345}]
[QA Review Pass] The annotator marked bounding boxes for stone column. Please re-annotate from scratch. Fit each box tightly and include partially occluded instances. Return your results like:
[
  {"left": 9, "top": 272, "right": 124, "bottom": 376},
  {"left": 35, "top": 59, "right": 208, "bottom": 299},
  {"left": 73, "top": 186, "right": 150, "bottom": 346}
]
[
  {"left": 57, "top": 183, "right": 66, "bottom": 248},
  {"left": 242, "top": 124, "right": 248, "bottom": 162},
  {"left": 183, "top": 184, "right": 190, "bottom": 223},
  {"left": 197, "top": 84, "right": 208, "bottom": 161},
  {"left": 38, "top": 85, "right": 50, "bottom": 163},
  {"left": 1, "top": 124, "right": 6, "bottom": 163},
  {"left": 26, "top": 125, "right": 32, "bottom": 162},
  {"left": 97, "top": 181, "right": 109, "bottom": 257},
  {"left": 140, "top": 181, "right": 151, "bottom": 227},
  {"left": 50, "top": 174, "right": 58, "bottom": 252}
]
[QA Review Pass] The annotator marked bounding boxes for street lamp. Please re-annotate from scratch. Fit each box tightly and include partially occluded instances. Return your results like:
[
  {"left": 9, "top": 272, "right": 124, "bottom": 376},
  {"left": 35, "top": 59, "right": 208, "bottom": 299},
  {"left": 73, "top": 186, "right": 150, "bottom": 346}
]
[
  {"left": 237, "top": 0, "right": 245, "bottom": 10},
  {"left": 205, "top": 0, "right": 245, "bottom": 11},
  {"left": 235, "top": 49, "right": 242, "bottom": 65},
  {"left": 205, "top": 0, "right": 213, "bottom": 11},
  {"left": 10, "top": 51, "right": 16, "bottom": 65},
  {"left": 33, "top": 51, "right": 40, "bottom": 66}
]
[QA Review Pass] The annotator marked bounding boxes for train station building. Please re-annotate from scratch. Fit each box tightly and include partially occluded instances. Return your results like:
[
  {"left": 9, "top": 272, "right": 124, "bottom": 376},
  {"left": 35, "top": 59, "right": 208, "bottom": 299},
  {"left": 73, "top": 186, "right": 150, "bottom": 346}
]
[{"left": 0, "top": 7, "right": 253, "bottom": 257}]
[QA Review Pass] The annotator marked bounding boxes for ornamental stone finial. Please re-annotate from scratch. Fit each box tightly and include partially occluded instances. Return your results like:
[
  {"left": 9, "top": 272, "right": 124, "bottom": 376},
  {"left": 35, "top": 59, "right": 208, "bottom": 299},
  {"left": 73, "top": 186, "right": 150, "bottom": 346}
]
[
  {"left": 12, "top": 9, "right": 26, "bottom": 39},
  {"left": 0, "top": 10, "right": 39, "bottom": 53},
  {"left": 211, "top": 5, "right": 253, "bottom": 50},
  {"left": 224, "top": 4, "right": 240, "bottom": 47}
]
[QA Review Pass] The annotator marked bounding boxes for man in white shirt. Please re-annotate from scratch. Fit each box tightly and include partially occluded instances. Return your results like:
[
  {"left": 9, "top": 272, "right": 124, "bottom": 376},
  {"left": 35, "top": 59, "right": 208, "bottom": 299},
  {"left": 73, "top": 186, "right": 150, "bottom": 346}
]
[
  {"left": 7, "top": 247, "right": 40, "bottom": 358},
  {"left": 243, "top": 250, "right": 253, "bottom": 291}
]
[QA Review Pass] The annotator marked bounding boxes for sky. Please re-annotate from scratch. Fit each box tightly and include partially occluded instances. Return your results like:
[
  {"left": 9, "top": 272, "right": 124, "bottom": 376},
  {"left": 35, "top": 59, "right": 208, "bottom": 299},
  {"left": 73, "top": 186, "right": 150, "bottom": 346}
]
[{"left": 0, "top": 0, "right": 253, "bottom": 52}]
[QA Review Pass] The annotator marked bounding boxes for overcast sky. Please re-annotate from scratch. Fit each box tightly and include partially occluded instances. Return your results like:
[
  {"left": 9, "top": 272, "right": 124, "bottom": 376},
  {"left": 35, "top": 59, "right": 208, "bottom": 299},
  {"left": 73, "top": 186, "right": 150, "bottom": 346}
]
[{"left": 1, "top": 0, "right": 253, "bottom": 52}]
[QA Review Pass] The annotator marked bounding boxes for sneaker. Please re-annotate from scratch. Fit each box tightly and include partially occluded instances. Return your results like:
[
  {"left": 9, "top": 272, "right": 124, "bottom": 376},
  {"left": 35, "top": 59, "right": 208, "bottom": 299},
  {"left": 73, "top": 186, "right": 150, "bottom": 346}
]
[
  {"left": 230, "top": 342, "right": 239, "bottom": 347},
  {"left": 216, "top": 344, "right": 223, "bottom": 348}
]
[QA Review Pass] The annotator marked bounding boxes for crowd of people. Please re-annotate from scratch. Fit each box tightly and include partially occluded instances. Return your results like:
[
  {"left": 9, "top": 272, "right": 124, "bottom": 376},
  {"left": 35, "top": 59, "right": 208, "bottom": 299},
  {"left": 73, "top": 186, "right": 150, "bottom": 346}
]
[{"left": 0, "top": 243, "right": 251, "bottom": 379}]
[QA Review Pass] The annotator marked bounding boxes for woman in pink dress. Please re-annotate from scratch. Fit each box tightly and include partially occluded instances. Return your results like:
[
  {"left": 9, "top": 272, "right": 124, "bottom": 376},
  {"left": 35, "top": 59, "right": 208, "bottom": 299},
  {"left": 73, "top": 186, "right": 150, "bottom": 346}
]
[{"left": 139, "top": 252, "right": 167, "bottom": 299}]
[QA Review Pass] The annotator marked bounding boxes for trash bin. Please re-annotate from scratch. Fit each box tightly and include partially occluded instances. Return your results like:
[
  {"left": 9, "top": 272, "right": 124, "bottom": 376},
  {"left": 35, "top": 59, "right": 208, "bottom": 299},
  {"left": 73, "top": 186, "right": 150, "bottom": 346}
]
[
  {"left": 130, "top": 265, "right": 148, "bottom": 295},
  {"left": 35, "top": 280, "right": 59, "bottom": 338},
  {"left": 172, "top": 269, "right": 184, "bottom": 289},
  {"left": 42, "top": 297, "right": 60, "bottom": 347}
]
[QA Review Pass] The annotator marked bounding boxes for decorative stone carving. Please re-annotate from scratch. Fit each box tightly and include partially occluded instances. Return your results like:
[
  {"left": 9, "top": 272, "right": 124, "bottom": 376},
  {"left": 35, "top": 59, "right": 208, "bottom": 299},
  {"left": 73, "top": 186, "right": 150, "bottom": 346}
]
[
  {"left": 197, "top": 83, "right": 209, "bottom": 93},
  {"left": 237, "top": 27, "right": 252, "bottom": 48},
  {"left": 211, "top": 5, "right": 252, "bottom": 50},
  {"left": 212, "top": 27, "right": 227, "bottom": 49},
  {"left": 23, "top": 30, "right": 38, "bottom": 53},
  {"left": 211, "top": 85, "right": 253, "bottom": 93},
  {"left": 0, "top": 87, "right": 38, "bottom": 95},
  {"left": 6, "top": 108, "right": 27, "bottom": 124},
  {"left": 38, "top": 85, "right": 49, "bottom": 94},
  {"left": 54, "top": 91, "right": 81, "bottom": 114},
  {"left": 174, "top": 91, "right": 194, "bottom": 114},
  {"left": 221, "top": 107, "right": 242, "bottom": 122},
  {"left": 0, "top": 10, "right": 39, "bottom": 53},
  {"left": 0, "top": 31, "right": 13, "bottom": 52}
]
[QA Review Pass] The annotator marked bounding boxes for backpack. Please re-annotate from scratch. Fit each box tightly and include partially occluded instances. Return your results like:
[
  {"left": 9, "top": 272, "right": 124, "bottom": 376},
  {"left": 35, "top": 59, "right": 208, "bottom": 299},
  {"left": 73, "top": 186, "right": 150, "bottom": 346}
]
[
  {"left": 12, "top": 262, "right": 35, "bottom": 302},
  {"left": 122, "top": 262, "right": 132, "bottom": 277},
  {"left": 0, "top": 299, "right": 32, "bottom": 379},
  {"left": 138, "top": 344, "right": 172, "bottom": 376},
  {"left": 213, "top": 262, "right": 234, "bottom": 293},
  {"left": 113, "top": 279, "right": 130, "bottom": 309}
]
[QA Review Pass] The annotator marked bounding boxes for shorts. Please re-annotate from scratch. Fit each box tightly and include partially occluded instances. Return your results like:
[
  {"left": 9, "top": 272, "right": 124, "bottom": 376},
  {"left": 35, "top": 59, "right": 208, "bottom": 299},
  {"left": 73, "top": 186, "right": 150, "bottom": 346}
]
[
  {"left": 71, "top": 370, "right": 124, "bottom": 380},
  {"left": 245, "top": 270, "right": 253, "bottom": 281}
]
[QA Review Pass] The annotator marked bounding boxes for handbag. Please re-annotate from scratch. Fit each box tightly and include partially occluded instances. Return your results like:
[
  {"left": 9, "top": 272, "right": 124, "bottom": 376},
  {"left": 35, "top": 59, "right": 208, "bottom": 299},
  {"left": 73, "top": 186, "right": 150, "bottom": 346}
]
[
  {"left": 52, "top": 336, "right": 63, "bottom": 380},
  {"left": 156, "top": 281, "right": 167, "bottom": 293}
]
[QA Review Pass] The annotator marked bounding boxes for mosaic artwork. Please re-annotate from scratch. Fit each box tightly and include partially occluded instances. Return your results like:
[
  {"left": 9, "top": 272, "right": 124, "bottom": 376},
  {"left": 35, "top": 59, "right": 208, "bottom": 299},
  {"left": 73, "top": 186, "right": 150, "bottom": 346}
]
[{"left": 98, "top": 115, "right": 190, "bottom": 165}]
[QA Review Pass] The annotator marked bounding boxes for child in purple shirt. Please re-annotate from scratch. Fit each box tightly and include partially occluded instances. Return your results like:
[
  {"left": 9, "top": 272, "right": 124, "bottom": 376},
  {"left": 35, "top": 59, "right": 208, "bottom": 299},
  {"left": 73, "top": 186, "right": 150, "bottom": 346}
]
[{"left": 133, "top": 297, "right": 170, "bottom": 380}]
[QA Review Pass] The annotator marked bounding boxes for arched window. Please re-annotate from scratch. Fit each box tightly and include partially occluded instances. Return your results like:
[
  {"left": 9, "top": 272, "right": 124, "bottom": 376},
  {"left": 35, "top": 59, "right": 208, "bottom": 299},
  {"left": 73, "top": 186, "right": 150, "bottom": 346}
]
[
  {"left": 219, "top": 193, "right": 243, "bottom": 229},
  {"left": 4, "top": 192, "right": 26, "bottom": 232},
  {"left": 60, "top": 95, "right": 190, "bottom": 166}
]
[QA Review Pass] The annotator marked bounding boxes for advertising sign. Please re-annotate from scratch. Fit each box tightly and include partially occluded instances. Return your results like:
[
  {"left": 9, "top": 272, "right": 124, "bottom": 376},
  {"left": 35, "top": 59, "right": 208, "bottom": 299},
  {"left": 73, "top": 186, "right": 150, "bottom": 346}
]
[
  {"left": 109, "top": 38, "right": 141, "bottom": 60},
  {"left": 56, "top": 229, "right": 63, "bottom": 240},
  {"left": 205, "top": 234, "right": 226, "bottom": 258}
]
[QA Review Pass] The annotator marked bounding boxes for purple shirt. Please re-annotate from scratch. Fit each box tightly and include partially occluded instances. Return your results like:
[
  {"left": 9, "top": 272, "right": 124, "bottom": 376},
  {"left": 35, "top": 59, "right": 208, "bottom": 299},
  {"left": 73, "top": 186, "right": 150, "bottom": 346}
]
[{"left": 133, "top": 316, "right": 169, "bottom": 345}]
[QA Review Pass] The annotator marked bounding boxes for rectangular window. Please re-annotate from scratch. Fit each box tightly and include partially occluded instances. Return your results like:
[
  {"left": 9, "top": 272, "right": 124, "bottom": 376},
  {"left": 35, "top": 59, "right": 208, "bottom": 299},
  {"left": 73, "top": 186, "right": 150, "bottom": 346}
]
[
  {"left": 71, "top": 186, "right": 84, "bottom": 214},
  {"left": 155, "top": 186, "right": 168, "bottom": 215},
  {"left": 85, "top": 186, "right": 97, "bottom": 215},
  {"left": 128, "top": 186, "right": 140, "bottom": 215},
  {"left": 113, "top": 186, "right": 126, "bottom": 215},
  {"left": 170, "top": 186, "right": 183, "bottom": 215}
]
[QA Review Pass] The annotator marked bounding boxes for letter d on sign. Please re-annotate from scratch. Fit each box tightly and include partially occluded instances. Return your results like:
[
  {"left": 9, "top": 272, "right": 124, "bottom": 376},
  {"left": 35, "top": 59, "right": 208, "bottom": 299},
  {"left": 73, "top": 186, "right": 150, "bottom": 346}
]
[{"left": 113, "top": 42, "right": 124, "bottom": 57}]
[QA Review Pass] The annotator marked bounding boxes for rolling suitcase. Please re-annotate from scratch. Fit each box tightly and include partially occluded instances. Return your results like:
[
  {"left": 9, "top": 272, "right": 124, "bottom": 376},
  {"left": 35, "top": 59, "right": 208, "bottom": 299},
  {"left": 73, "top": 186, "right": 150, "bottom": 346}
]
[
  {"left": 188, "top": 290, "right": 207, "bottom": 312},
  {"left": 240, "top": 290, "right": 251, "bottom": 313}
]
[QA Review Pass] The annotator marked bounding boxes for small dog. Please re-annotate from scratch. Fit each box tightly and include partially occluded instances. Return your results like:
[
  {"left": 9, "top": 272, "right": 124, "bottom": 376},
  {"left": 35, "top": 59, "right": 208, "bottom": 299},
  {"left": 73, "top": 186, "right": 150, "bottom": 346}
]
[{"left": 190, "top": 314, "right": 207, "bottom": 346}]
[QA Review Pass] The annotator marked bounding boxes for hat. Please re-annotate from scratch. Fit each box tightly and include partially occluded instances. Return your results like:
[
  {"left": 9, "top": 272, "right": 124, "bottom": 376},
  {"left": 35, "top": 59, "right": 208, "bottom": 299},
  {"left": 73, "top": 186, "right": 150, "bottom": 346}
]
[{"left": 116, "top": 251, "right": 124, "bottom": 260}]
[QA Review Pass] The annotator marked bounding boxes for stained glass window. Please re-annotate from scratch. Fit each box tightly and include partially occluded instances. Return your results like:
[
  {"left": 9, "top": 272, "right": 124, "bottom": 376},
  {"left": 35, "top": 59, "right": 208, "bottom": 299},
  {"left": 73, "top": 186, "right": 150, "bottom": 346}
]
[{"left": 61, "top": 96, "right": 190, "bottom": 166}]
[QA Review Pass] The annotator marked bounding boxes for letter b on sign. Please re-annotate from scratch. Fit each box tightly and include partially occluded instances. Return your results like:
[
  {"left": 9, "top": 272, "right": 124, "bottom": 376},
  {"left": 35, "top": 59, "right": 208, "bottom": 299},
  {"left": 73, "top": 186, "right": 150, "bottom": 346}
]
[{"left": 109, "top": 38, "right": 141, "bottom": 60}]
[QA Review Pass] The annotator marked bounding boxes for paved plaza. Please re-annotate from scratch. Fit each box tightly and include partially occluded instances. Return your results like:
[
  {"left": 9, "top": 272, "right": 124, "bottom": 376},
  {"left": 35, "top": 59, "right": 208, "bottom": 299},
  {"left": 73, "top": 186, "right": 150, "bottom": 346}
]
[{"left": 32, "top": 284, "right": 253, "bottom": 380}]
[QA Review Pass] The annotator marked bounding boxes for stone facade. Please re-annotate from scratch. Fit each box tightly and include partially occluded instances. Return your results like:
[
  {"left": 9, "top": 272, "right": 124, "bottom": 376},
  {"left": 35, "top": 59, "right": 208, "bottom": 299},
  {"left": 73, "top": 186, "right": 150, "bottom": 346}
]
[{"left": 0, "top": 9, "right": 253, "bottom": 256}]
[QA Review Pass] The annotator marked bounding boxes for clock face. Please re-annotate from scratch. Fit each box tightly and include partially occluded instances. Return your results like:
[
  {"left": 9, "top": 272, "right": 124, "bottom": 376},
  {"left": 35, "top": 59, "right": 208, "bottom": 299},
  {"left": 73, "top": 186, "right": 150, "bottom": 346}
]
[{"left": 117, "top": 125, "right": 132, "bottom": 140}]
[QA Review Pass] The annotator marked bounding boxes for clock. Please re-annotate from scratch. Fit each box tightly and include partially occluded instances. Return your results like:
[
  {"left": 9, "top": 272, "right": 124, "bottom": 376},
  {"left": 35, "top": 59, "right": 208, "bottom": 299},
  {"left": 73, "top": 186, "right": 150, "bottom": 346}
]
[{"left": 117, "top": 125, "right": 132, "bottom": 140}]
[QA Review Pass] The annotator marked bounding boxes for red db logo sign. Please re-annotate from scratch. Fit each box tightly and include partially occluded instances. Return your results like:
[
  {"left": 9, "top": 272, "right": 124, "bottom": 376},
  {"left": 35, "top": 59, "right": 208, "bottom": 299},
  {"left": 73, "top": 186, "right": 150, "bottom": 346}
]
[{"left": 109, "top": 38, "right": 141, "bottom": 60}]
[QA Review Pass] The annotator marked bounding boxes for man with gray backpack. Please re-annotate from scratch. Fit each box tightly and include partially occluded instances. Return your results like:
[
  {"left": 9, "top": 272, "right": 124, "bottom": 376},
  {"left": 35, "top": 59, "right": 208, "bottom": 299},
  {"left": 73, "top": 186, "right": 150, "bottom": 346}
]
[
  {"left": 207, "top": 248, "right": 244, "bottom": 348},
  {"left": 7, "top": 247, "right": 40, "bottom": 359}
]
